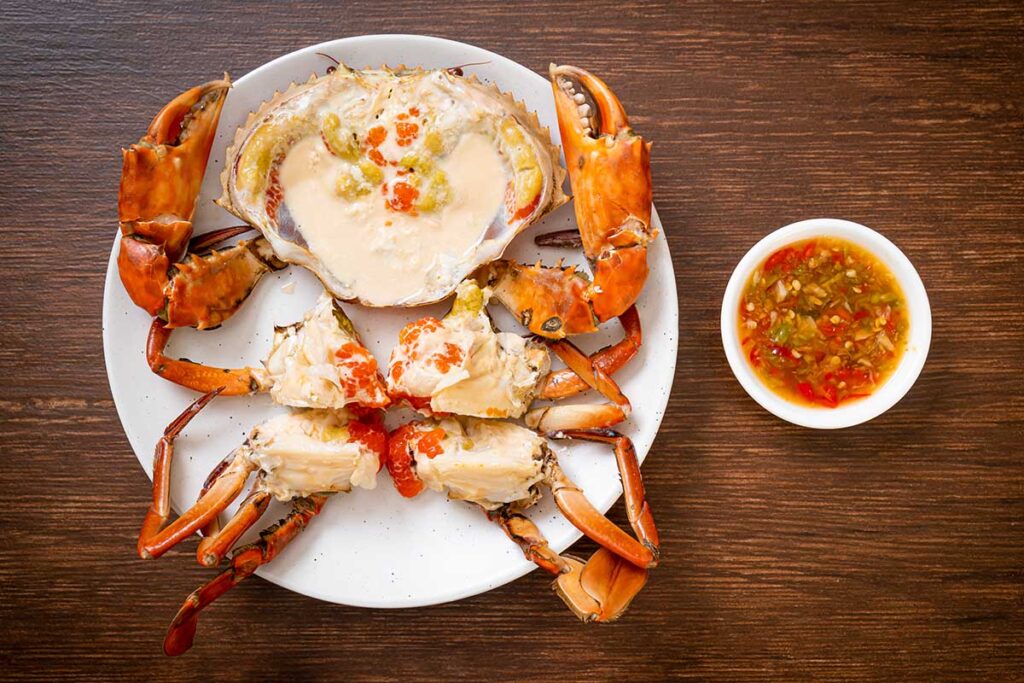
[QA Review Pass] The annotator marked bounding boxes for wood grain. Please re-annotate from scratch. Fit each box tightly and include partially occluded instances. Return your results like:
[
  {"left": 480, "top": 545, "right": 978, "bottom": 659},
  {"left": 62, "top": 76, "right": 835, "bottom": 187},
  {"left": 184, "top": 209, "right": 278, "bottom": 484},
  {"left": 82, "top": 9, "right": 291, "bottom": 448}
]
[{"left": 1, "top": 1, "right": 1022, "bottom": 680}]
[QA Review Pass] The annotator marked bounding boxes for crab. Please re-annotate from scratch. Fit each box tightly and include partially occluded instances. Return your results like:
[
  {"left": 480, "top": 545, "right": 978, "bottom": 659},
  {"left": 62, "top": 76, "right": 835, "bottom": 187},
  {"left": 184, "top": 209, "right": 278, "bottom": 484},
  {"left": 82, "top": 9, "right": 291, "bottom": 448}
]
[
  {"left": 120, "top": 60, "right": 660, "bottom": 648},
  {"left": 148, "top": 291, "right": 391, "bottom": 406},
  {"left": 138, "top": 293, "right": 389, "bottom": 561},
  {"left": 386, "top": 417, "right": 659, "bottom": 621},
  {"left": 136, "top": 392, "right": 387, "bottom": 655},
  {"left": 387, "top": 280, "right": 631, "bottom": 432}
]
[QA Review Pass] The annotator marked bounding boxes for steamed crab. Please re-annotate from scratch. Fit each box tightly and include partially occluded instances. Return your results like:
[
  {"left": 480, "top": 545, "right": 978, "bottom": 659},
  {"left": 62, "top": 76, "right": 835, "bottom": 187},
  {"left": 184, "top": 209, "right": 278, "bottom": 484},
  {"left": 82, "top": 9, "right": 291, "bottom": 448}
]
[
  {"left": 120, "top": 58, "right": 659, "bottom": 651},
  {"left": 388, "top": 280, "right": 631, "bottom": 432},
  {"left": 138, "top": 294, "right": 389, "bottom": 563},
  {"left": 136, "top": 295, "right": 391, "bottom": 655},
  {"left": 383, "top": 279, "right": 657, "bottom": 619}
]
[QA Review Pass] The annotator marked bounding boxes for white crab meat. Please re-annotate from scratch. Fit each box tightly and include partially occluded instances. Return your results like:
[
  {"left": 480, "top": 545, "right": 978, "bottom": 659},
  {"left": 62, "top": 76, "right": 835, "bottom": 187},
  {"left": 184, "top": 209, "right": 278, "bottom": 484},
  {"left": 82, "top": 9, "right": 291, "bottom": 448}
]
[
  {"left": 219, "top": 66, "right": 566, "bottom": 307},
  {"left": 258, "top": 293, "right": 387, "bottom": 410},
  {"left": 247, "top": 410, "right": 380, "bottom": 500},
  {"left": 414, "top": 417, "right": 546, "bottom": 510},
  {"left": 388, "top": 281, "right": 549, "bottom": 418}
]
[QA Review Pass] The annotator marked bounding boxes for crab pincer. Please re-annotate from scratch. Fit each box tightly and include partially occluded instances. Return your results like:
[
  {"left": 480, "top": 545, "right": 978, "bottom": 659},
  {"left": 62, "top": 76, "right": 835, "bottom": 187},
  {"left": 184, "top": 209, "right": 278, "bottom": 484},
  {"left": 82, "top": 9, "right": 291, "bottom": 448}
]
[
  {"left": 118, "top": 77, "right": 287, "bottom": 386},
  {"left": 484, "top": 64, "right": 655, "bottom": 339}
]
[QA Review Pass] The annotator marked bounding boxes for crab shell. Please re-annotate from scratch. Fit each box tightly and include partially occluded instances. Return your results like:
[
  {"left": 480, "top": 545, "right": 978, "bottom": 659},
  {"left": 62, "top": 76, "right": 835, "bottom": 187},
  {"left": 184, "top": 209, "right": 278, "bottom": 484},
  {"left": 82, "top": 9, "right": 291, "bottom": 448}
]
[{"left": 218, "top": 65, "right": 567, "bottom": 307}]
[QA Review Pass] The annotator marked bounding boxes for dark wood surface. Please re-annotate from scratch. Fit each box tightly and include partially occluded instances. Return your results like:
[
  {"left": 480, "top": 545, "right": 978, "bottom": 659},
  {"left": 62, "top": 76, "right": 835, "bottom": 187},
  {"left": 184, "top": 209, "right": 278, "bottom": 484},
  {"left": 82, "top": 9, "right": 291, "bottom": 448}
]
[{"left": 1, "top": 1, "right": 1021, "bottom": 680}]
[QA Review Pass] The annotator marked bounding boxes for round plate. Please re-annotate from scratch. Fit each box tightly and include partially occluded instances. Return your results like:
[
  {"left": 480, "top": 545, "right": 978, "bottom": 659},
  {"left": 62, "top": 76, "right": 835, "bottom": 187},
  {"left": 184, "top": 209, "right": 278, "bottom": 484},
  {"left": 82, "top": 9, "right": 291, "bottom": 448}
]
[{"left": 103, "top": 35, "right": 677, "bottom": 608}]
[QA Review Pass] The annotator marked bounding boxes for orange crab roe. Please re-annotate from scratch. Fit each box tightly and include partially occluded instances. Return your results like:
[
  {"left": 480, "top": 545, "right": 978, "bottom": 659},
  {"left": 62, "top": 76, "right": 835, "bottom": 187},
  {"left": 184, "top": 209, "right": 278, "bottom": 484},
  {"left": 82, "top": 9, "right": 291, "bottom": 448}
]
[
  {"left": 366, "top": 125, "right": 388, "bottom": 149},
  {"left": 432, "top": 343, "right": 464, "bottom": 373},
  {"left": 391, "top": 317, "right": 465, "bottom": 383},
  {"left": 399, "top": 318, "right": 442, "bottom": 345},
  {"left": 414, "top": 428, "right": 446, "bottom": 459},
  {"left": 387, "top": 181, "right": 420, "bottom": 214},
  {"left": 386, "top": 424, "right": 431, "bottom": 497},
  {"left": 395, "top": 121, "right": 420, "bottom": 147},
  {"left": 334, "top": 343, "right": 386, "bottom": 405},
  {"left": 346, "top": 421, "right": 388, "bottom": 466}
]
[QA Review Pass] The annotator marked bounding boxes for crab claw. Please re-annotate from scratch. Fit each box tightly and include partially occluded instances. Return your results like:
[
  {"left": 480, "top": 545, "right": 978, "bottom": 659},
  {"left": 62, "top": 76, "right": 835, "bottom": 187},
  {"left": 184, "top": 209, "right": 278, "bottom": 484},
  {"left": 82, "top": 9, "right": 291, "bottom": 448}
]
[
  {"left": 486, "top": 66, "right": 656, "bottom": 338},
  {"left": 118, "top": 77, "right": 231, "bottom": 315},
  {"left": 554, "top": 548, "right": 649, "bottom": 622},
  {"left": 550, "top": 64, "right": 629, "bottom": 144},
  {"left": 549, "top": 64, "right": 655, "bottom": 323},
  {"left": 119, "top": 76, "right": 231, "bottom": 227}
]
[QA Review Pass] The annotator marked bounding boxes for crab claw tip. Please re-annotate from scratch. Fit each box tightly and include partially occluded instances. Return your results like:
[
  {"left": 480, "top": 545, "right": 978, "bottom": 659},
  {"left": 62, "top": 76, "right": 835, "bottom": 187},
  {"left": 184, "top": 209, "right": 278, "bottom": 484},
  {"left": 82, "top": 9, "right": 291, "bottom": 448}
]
[{"left": 549, "top": 64, "right": 629, "bottom": 137}]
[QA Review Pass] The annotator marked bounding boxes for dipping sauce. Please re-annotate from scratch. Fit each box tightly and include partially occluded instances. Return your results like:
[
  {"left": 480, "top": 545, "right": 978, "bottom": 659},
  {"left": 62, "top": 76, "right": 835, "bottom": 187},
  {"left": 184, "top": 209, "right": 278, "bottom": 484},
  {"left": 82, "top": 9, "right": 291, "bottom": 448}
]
[{"left": 738, "top": 237, "right": 908, "bottom": 407}]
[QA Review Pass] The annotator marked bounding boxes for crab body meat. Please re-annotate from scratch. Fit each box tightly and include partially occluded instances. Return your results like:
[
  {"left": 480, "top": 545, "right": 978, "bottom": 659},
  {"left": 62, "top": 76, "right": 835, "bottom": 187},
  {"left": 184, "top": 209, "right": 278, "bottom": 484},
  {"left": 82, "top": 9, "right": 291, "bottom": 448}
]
[
  {"left": 259, "top": 293, "right": 389, "bottom": 409},
  {"left": 246, "top": 409, "right": 383, "bottom": 500},
  {"left": 393, "top": 417, "right": 548, "bottom": 510},
  {"left": 387, "top": 281, "right": 549, "bottom": 418},
  {"left": 219, "top": 66, "right": 567, "bottom": 307}
]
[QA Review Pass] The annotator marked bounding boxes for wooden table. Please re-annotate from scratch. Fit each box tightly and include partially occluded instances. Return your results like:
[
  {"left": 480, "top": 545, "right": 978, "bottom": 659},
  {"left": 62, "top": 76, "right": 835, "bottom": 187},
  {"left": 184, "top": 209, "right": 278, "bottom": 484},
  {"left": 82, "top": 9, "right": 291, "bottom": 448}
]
[{"left": 2, "top": 1, "right": 1021, "bottom": 680}]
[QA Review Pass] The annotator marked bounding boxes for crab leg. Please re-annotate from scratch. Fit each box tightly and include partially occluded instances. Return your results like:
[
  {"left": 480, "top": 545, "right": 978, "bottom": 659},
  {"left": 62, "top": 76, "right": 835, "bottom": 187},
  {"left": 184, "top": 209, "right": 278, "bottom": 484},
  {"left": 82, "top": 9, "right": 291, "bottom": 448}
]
[
  {"left": 137, "top": 388, "right": 222, "bottom": 558},
  {"left": 147, "top": 320, "right": 262, "bottom": 395},
  {"left": 525, "top": 337, "right": 631, "bottom": 432},
  {"left": 545, "top": 458, "right": 656, "bottom": 569},
  {"left": 196, "top": 474, "right": 271, "bottom": 567},
  {"left": 138, "top": 441, "right": 255, "bottom": 560},
  {"left": 537, "top": 305, "right": 641, "bottom": 401},
  {"left": 488, "top": 508, "right": 570, "bottom": 576},
  {"left": 554, "top": 430, "right": 659, "bottom": 554},
  {"left": 489, "top": 506, "right": 648, "bottom": 622},
  {"left": 196, "top": 450, "right": 236, "bottom": 539},
  {"left": 163, "top": 494, "right": 329, "bottom": 656}
]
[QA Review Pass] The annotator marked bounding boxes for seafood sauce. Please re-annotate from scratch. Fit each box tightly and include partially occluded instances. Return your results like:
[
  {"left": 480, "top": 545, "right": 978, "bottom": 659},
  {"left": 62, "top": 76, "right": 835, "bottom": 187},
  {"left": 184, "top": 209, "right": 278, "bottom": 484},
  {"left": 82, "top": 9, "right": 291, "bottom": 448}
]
[{"left": 738, "top": 237, "right": 908, "bottom": 408}]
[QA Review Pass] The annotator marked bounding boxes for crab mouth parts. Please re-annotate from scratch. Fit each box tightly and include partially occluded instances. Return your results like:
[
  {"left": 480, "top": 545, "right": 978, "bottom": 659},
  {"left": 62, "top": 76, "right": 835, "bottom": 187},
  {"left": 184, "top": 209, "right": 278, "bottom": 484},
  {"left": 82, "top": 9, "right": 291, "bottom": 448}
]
[{"left": 554, "top": 70, "right": 601, "bottom": 139}]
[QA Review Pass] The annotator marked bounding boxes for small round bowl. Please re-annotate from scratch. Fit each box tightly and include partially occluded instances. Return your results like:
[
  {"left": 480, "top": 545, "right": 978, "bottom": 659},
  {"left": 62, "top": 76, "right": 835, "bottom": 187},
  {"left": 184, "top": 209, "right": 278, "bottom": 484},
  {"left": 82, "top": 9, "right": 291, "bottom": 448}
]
[{"left": 721, "top": 218, "right": 931, "bottom": 429}]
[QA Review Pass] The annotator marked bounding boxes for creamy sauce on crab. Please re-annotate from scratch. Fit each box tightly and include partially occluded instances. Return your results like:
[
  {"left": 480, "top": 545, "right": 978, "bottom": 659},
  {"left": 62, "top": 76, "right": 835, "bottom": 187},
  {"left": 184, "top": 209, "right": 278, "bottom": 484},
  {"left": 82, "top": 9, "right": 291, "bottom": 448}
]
[
  {"left": 249, "top": 411, "right": 379, "bottom": 500},
  {"left": 278, "top": 131, "right": 506, "bottom": 305},
  {"left": 415, "top": 418, "right": 545, "bottom": 509}
]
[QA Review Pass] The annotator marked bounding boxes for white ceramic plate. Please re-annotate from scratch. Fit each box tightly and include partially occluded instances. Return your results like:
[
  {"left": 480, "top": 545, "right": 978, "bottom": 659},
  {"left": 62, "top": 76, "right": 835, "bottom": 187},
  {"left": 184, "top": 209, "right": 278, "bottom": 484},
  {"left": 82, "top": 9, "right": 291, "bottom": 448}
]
[{"left": 103, "top": 35, "right": 677, "bottom": 608}]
